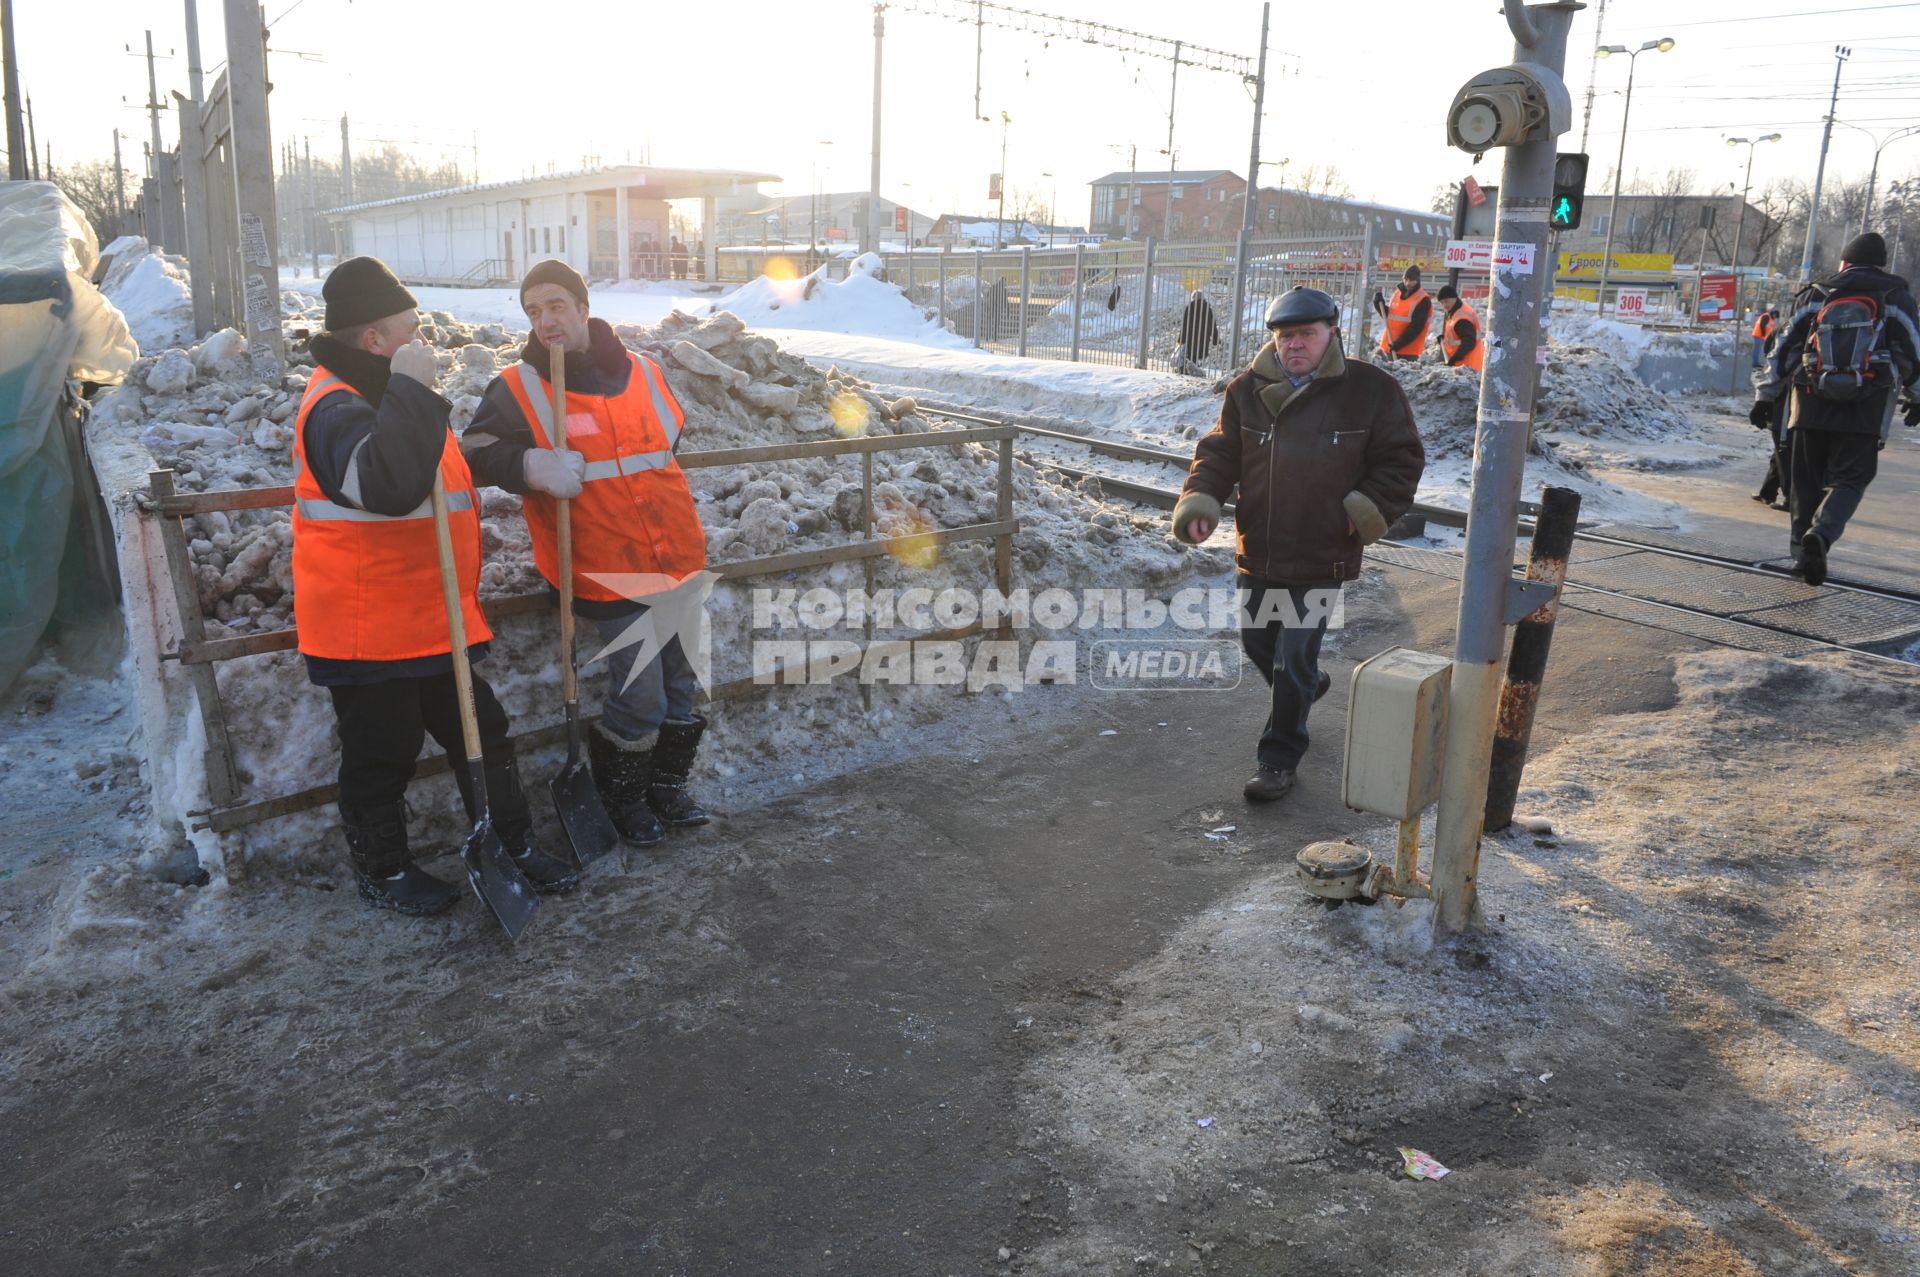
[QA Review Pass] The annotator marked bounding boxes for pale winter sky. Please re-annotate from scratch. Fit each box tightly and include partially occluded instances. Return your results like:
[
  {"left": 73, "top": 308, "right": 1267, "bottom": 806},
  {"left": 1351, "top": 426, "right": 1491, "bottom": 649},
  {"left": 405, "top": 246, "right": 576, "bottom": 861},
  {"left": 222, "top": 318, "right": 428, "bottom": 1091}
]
[{"left": 14, "top": 0, "right": 1920, "bottom": 225}]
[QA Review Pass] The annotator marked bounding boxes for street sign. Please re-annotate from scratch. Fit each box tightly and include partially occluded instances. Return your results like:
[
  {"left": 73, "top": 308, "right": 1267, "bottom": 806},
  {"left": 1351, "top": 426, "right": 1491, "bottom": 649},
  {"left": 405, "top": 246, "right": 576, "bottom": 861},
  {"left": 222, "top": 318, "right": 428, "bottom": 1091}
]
[
  {"left": 1696, "top": 273, "right": 1737, "bottom": 321},
  {"left": 1444, "top": 239, "right": 1536, "bottom": 274},
  {"left": 1617, "top": 288, "right": 1649, "bottom": 318},
  {"left": 988, "top": 172, "right": 1002, "bottom": 201},
  {"left": 1464, "top": 176, "right": 1486, "bottom": 208},
  {"left": 895, "top": 206, "right": 908, "bottom": 232}
]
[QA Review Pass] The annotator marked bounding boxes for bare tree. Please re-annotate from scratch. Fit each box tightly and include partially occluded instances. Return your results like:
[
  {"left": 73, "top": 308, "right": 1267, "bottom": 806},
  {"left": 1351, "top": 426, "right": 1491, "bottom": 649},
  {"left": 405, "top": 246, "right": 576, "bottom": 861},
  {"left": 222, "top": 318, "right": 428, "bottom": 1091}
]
[{"left": 54, "top": 158, "right": 136, "bottom": 245}]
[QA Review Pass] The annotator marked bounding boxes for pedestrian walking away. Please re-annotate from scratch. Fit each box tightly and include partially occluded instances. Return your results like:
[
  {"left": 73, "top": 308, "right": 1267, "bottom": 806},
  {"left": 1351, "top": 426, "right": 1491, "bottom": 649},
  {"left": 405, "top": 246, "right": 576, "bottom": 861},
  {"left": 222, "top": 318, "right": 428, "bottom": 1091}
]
[
  {"left": 1171, "top": 287, "right": 1425, "bottom": 803},
  {"left": 1377, "top": 265, "right": 1433, "bottom": 362},
  {"left": 294, "top": 257, "right": 580, "bottom": 915},
  {"left": 1751, "top": 232, "right": 1920, "bottom": 584},
  {"left": 462, "top": 259, "right": 718, "bottom": 849}
]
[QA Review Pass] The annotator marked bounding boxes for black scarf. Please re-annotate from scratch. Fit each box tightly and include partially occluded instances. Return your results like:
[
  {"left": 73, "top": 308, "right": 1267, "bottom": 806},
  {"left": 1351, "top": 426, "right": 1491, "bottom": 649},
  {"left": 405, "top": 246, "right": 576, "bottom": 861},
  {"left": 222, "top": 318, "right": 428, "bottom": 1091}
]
[
  {"left": 519, "top": 318, "right": 629, "bottom": 385},
  {"left": 309, "top": 334, "right": 394, "bottom": 407}
]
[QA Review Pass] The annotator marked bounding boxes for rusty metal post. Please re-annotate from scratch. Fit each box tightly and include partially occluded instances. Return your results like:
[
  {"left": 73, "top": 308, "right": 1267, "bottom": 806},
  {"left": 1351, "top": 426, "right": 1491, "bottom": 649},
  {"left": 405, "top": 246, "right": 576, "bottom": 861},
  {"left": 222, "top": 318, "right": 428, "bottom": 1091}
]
[
  {"left": 1485, "top": 484, "right": 1581, "bottom": 832},
  {"left": 862, "top": 449, "right": 875, "bottom": 712},
  {"left": 996, "top": 436, "right": 1013, "bottom": 640}
]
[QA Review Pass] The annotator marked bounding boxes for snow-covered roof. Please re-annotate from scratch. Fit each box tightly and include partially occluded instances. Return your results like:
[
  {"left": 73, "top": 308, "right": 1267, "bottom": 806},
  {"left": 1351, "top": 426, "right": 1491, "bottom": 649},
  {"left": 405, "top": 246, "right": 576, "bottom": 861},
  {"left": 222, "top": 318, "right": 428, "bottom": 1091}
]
[
  {"left": 326, "top": 163, "right": 781, "bottom": 216},
  {"left": 1088, "top": 169, "right": 1238, "bottom": 187}
]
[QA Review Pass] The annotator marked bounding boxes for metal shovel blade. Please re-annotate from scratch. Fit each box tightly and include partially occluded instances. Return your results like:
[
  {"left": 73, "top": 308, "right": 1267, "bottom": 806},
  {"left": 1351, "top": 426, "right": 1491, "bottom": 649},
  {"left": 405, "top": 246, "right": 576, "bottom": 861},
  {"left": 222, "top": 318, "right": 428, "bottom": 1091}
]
[
  {"left": 462, "top": 818, "right": 538, "bottom": 941},
  {"left": 550, "top": 758, "right": 621, "bottom": 866}
]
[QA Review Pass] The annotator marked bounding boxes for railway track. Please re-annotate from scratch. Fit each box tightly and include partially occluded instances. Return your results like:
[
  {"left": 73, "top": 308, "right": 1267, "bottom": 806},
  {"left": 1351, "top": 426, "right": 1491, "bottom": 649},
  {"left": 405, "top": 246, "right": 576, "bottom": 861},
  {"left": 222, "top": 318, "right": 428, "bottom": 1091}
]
[{"left": 917, "top": 402, "right": 1920, "bottom": 665}]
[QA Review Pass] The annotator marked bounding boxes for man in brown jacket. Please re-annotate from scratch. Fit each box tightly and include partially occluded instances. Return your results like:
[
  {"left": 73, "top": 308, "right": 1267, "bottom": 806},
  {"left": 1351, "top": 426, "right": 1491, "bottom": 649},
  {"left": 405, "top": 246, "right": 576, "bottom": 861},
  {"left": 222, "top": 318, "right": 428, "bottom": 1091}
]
[{"left": 1171, "top": 287, "right": 1425, "bottom": 802}]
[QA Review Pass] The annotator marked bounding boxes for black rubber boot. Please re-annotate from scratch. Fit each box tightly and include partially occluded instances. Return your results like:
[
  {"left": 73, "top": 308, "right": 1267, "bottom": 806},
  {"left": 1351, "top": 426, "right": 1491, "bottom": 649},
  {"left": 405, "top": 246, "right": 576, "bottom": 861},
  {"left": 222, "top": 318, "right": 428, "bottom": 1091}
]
[
  {"left": 456, "top": 756, "right": 583, "bottom": 894},
  {"left": 587, "top": 722, "right": 666, "bottom": 847},
  {"left": 648, "top": 715, "right": 712, "bottom": 828},
  {"left": 341, "top": 800, "right": 460, "bottom": 917}
]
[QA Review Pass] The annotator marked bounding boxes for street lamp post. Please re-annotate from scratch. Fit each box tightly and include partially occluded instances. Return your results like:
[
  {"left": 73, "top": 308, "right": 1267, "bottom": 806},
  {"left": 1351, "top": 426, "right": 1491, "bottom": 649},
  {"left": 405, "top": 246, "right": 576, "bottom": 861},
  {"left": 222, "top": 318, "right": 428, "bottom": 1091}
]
[
  {"left": 1594, "top": 37, "right": 1675, "bottom": 317},
  {"left": 1837, "top": 120, "right": 1920, "bottom": 232},
  {"left": 1041, "top": 170, "right": 1057, "bottom": 247},
  {"left": 995, "top": 110, "right": 1011, "bottom": 250},
  {"left": 810, "top": 139, "right": 833, "bottom": 258},
  {"left": 1799, "top": 45, "right": 1851, "bottom": 284},
  {"left": 1889, "top": 180, "right": 1911, "bottom": 271},
  {"left": 1725, "top": 133, "right": 1780, "bottom": 276}
]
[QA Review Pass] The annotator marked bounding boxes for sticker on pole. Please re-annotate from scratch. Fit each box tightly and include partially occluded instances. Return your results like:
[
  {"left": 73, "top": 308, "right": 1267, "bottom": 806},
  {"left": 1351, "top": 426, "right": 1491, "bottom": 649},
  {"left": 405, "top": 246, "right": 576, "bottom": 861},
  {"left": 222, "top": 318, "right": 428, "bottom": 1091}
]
[
  {"left": 1444, "top": 239, "right": 1534, "bottom": 275},
  {"left": 1398, "top": 1147, "right": 1451, "bottom": 1180}
]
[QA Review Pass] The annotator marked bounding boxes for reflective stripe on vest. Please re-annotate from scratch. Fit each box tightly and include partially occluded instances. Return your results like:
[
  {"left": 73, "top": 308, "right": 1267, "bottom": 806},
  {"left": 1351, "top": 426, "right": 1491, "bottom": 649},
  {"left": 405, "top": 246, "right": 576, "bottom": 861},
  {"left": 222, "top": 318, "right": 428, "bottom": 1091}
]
[
  {"left": 1443, "top": 303, "right": 1485, "bottom": 372},
  {"left": 512, "top": 354, "right": 683, "bottom": 474}
]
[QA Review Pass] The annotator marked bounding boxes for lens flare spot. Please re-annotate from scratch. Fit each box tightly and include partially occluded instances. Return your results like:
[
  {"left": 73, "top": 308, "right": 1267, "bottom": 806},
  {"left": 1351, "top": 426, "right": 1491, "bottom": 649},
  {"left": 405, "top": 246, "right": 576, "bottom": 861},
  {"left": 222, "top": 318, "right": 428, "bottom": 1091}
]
[
  {"left": 886, "top": 512, "right": 940, "bottom": 570},
  {"left": 766, "top": 256, "right": 800, "bottom": 282},
  {"left": 830, "top": 391, "right": 872, "bottom": 438}
]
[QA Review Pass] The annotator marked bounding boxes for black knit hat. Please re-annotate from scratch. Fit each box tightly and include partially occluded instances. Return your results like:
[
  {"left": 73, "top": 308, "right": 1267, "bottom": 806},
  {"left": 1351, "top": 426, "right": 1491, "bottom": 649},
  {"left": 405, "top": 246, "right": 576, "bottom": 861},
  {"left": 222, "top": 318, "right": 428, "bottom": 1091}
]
[
  {"left": 323, "top": 256, "right": 417, "bottom": 330},
  {"left": 520, "top": 258, "right": 590, "bottom": 307},
  {"left": 1839, "top": 231, "right": 1889, "bottom": 267},
  {"left": 1436, "top": 284, "right": 1459, "bottom": 301},
  {"left": 1403, "top": 264, "right": 1422, "bottom": 281}
]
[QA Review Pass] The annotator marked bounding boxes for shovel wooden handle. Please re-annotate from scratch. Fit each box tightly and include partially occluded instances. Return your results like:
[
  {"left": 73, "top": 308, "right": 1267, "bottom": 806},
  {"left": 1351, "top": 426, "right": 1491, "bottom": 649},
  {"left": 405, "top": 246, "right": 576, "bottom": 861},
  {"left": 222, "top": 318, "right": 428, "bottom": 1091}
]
[
  {"left": 431, "top": 471, "right": 485, "bottom": 771},
  {"left": 551, "top": 346, "right": 577, "bottom": 705}
]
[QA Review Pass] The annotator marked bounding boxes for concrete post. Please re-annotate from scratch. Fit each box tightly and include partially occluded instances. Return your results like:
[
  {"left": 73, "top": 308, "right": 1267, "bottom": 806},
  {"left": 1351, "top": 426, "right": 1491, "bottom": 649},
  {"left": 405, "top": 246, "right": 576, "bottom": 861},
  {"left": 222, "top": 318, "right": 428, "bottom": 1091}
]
[
  {"left": 702, "top": 195, "right": 717, "bottom": 281},
  {"left": 938, "top": 249, "right": 947, "bottom": 330},
  {"left": 972, "top": 249, "right": 983, "bottom": 347},
  {"left": 223, "top": 0, "right": 283, "bottom": 373},
  {"left": 1226, "top": 3, "right": 1271, "bottom": 373},
  {"left": 1136, "top": 236, "right": 1157, "bottom": 369},
  {"left": 1, "top": 0, "right": 26, "bottom": 182},
  {"left": 866, "top": 4, "right": 883, "bottom": 255},
  {"left": 1070, "top": 242, "right": 1086, "bottom": 362},
  {"left": 172, "top": 93, "right": 214, "bottom": 336},
  {"left": 1428, "top": 2, "right": 1580, "bottom": 940},
  {"left": 1352, "top": 219, "right": 1377, "bottom": 357},
  {"left": 1017, "top": 246, "right": 1031, "bottom": 358},
  {"left": 616, "top": 185, "right": 632, "bottom": 282},
  {"left": 1799, "top": 47, "right": 1849, "bottom": 285}
]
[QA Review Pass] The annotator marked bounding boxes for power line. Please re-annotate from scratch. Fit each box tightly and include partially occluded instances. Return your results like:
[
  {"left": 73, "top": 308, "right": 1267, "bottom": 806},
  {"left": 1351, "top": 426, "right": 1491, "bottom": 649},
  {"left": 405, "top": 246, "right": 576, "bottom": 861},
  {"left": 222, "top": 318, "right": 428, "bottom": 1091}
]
[{"left": 1642, "top": 3, "right": 1920, "bottom": 28}]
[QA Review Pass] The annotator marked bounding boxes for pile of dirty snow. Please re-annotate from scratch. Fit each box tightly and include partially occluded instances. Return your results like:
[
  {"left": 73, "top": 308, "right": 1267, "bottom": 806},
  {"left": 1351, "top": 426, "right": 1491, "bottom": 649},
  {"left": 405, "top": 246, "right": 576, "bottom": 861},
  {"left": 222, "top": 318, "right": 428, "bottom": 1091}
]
[
  {"left": 97, "top": 237, "right": 194, "bottom": 355},
  {"left": 85, "top": 305, "right": 1232, "bottom": 860},
  {"left": 707, "top": 252, "right": 963, "bottom": 346}
]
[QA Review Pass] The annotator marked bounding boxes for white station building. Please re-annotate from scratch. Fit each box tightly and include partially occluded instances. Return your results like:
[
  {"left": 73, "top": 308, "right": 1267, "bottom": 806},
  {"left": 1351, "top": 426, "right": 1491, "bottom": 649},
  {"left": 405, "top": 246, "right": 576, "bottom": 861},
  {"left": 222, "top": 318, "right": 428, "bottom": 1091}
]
[{"left": 325, "top": 163, "right": 781, "bottom": 287}]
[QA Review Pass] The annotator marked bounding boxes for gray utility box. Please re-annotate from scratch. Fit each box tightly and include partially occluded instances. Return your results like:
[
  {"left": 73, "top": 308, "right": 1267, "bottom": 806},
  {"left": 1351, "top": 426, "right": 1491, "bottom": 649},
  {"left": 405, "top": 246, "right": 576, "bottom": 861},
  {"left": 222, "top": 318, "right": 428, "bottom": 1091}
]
[{"left": 1342, "top": 647, "right": 1452, "bottom": 822}]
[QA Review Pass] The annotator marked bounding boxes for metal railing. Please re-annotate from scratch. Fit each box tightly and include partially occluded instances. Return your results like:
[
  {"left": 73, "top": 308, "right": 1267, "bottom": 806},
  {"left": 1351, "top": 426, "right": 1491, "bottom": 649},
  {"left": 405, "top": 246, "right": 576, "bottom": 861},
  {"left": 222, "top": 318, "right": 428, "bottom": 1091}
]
[
  {"left": 139, "top": 424, "right": 1019, "bottom": 834},
  {"left": 884, "top": 234, "right": 1379, "bottom": 378}
]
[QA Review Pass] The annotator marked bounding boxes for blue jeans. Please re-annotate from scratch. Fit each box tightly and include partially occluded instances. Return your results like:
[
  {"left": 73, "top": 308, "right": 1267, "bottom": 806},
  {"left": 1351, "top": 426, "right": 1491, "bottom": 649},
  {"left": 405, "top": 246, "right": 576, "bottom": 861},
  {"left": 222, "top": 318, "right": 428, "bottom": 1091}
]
[
  {"left": 1237, "top": 575, "right": 1334, "bottom": 771},
  {"left": 592, "top": 608, "right": 700, "bottom": 743},
  {"left": 1752, "top": 337, "right": 1766, "bottom": 368}
]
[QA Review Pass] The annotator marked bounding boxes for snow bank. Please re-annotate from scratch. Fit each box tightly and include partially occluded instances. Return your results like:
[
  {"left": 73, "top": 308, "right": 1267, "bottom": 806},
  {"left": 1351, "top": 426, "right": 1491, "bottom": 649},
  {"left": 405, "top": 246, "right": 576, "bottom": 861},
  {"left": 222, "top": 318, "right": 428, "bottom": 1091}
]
[
  {"left": 97, "top": 237, "right": 194, "bottom": 355},
  {"left": 707, "top": 263, "right": 968, "bottom": 347}
]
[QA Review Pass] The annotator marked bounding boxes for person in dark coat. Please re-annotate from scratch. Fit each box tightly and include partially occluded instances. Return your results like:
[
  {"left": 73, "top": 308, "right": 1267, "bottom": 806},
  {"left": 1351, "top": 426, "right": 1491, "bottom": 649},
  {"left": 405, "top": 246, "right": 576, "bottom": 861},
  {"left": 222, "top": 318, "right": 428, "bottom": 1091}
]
[
  {"left": 1174, "top": 290, "right": 1220, "bottom": 376},
  {"left": 1752, "top": 232, "right": 1920, "bottom": 583},
  {"left": 1171, "top": 287, "right": 1425, "bottom": 803}
]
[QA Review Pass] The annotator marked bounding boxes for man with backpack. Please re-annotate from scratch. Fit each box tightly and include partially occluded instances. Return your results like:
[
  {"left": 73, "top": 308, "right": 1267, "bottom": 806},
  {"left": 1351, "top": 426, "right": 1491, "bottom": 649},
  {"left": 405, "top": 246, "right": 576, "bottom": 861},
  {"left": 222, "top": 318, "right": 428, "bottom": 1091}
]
[{"left": 1751, "top": 233, "right": 1920, "bottom": 584}]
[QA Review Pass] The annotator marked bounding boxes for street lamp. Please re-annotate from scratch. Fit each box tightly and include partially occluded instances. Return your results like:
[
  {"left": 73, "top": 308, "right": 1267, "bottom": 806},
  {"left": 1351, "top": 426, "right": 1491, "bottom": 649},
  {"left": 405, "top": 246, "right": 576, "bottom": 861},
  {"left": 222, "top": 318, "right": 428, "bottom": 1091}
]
[
  {"left": 994, "top": 110, "right": 1011, "bottom": 250},
  {"left": 810, "top": 139, "right": 833, "bottom": 256},
  {"left": 1889, "top": 179, "right": 1912, "bottom": 271},
  {"left": 1593, "top": 36, "right": 1676, "bottom": 317},
  {"left": 1835, "top": 120, "right": 1920, "bottom": 232},
  {"left": 1041, "top": 170, "right": 1057, "bottom": 247},
  {"left": 1725, "top": 133, "right": 1780, "bottom": 276}
]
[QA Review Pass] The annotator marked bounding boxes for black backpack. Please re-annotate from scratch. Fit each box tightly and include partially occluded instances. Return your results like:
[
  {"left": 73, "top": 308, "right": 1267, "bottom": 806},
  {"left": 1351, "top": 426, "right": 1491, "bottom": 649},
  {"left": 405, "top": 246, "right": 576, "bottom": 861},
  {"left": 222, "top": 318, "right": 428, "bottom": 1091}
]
[{"left": 1798, "top": 289, "right": 1889, "bottom": 403}]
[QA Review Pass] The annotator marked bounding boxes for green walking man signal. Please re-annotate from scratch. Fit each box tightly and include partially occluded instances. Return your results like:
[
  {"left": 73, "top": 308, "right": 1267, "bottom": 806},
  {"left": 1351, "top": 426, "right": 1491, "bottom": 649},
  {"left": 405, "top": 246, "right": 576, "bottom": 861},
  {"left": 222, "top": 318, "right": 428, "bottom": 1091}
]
[{"left": 1551, "top": 153, "right": 1589, "bottom": 231}]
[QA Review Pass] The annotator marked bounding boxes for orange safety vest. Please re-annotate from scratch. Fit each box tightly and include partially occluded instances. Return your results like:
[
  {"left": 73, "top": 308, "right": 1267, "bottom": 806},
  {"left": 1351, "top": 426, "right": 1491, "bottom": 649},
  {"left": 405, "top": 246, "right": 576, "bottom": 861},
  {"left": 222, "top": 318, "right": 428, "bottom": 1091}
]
[
  {"left": 502, "top": 352, "right": 708, "bottom": 604},
  {"left": 1378, "top": 286, "right": 1432, "bottom": 358},
  {"left": 1752, "top": 311, "right": 1775, "bottom": 341},
  {"left": 1442, "top": 302, "right": 1485, "bottom": 372},
  {"left": 290, "top": 369, "right": 492, "bottom": 661}
]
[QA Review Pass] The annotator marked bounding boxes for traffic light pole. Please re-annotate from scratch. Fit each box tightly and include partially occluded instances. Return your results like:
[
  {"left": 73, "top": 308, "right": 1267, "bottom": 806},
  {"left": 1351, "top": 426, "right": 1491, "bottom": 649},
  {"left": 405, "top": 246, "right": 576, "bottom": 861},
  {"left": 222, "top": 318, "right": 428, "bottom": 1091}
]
[{"left": 1428, "top": 1, "right": 1581, "bottom": 940}]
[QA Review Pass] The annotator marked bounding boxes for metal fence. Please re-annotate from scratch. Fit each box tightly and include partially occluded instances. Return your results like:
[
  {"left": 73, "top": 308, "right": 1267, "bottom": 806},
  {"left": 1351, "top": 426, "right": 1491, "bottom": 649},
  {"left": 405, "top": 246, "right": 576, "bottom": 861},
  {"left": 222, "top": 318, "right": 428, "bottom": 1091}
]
[{"left": 885, "top": 233, "right": 1380, "bottom": 379}]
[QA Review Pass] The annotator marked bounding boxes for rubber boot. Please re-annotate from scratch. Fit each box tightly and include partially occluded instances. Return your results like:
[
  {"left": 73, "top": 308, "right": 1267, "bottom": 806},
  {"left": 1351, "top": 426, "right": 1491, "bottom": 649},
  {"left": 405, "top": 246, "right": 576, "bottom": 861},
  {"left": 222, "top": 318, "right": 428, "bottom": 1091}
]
[
  {"left": 648, "top": 715, "right": 712, "bottom": 828},
  {"left": 455, "top": 755, "right": 583, "bottom": 894},
  {"left": 340, "top": 800, "right": 460, "bottom": 917},
  {"left": 587, "top": 722, "right": 666, "bottom": 847}
]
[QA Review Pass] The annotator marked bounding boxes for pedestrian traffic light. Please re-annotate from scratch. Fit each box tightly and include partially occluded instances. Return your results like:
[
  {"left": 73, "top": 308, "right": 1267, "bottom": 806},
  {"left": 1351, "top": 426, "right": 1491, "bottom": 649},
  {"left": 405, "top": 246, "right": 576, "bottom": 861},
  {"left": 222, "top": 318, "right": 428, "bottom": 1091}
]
[{"left": 1551, "top": 153, "right": 1589, "bottom": 230}]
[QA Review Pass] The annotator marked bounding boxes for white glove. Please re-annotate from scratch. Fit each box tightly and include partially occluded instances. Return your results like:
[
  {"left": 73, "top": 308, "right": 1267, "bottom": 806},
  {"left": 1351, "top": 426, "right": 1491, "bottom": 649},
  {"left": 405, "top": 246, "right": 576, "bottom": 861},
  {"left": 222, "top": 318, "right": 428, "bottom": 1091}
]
[
  {"left": 388, "top": 339, "right": 438, "bottom": 387},
  {"left": 523, "top": 447, "right": 586, "bottom": 499}
]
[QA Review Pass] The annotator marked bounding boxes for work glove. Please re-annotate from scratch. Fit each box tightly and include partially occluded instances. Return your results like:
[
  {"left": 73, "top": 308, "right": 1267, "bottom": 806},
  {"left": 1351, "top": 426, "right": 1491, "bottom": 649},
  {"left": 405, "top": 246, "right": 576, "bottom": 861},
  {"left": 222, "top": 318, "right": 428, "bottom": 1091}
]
[
  {"left": 1171, "top": 491, "right": 1223, "bottom": 545},
  {"left": 523, "top": 447, "right": 586, "bottom": 499},
  {"left": 388, "top": 339, "right": 438, "bottom": 387},
  {"left": 1748, "top": 400, "right": 1773, "bottom": 429},
  {"left": 1905, "top": 397, "right": 1920, "bottom": 429}
]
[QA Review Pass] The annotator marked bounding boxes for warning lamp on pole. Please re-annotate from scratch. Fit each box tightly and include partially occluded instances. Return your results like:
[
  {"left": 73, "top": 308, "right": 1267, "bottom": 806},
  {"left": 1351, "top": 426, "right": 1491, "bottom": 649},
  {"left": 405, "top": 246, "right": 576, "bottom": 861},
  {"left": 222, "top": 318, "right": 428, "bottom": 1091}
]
[{"left": 1550, "top": 152, "right": 1589, "bottom": 230}]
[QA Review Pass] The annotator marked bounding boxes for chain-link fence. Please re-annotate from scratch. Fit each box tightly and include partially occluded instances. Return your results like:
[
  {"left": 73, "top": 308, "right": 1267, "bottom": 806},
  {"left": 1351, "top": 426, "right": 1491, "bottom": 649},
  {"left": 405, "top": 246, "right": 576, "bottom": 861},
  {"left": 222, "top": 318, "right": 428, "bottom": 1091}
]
[{"left": 886, "top": 234, "right": 1379, "bottom": 380}]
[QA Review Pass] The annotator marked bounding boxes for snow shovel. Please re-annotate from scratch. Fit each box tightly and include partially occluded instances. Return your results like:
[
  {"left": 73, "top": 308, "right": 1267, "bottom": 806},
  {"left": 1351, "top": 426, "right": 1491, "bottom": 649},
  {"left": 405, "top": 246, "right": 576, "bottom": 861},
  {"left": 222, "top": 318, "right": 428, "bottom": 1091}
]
[
  {"left": 544, "top": 346, "right": 621, "bottom": 866},
  {"left": 431, "top": 471, "right": 539, "bottom": 940}
]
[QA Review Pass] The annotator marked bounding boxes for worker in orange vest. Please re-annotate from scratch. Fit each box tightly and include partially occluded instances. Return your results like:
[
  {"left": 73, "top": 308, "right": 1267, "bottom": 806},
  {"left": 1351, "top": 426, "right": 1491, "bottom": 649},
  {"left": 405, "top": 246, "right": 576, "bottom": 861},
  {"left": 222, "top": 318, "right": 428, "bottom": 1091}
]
[
  {"left": 1435, "top": 285, "right": 1485, "bottom": 372},
  {"left": 1750, "top": 306, "right": 1778, "bottom": 368},
  {"left": 294, "top": 257, "right": 580, "bottom": 915},
  {"left": 1376, "top": 265, "right": 1433, "bottom": 361},
  {"left": 463, "top": 260, "right": 714, "bottom": 849}
]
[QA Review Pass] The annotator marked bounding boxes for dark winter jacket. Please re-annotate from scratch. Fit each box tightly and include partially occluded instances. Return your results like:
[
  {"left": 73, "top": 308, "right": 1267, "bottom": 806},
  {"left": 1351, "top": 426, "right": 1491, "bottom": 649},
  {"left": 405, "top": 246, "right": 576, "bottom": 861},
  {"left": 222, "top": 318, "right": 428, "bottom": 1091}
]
[
  {"left": 1179, "top": 293, "right": 1219, "bottom": 361},
  {"left": 1172, "top": 337, "right": 1426, "bottom": 586},
  {"left": 299, "top": 335, "right": 487, "bottom": 686},
  {"left": 1756, "top": 264, "right": 1920, "bottom": 439},
  {"left": 460, "top": 317, "right": 651, "bottom": 621}
]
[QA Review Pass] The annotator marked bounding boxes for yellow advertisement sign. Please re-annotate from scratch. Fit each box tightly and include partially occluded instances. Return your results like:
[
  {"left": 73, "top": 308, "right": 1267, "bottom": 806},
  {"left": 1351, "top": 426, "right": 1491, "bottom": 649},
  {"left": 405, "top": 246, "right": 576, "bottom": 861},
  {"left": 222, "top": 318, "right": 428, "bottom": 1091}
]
[{"left": 1558, "top": 250, "right": 1673, "bottom": 279}]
